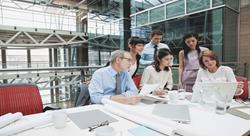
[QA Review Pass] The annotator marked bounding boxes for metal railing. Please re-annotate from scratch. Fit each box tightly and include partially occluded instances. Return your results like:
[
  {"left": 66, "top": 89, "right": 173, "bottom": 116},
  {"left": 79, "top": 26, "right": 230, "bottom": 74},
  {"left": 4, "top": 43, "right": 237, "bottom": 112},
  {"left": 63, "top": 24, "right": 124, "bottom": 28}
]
[{"left": 0, "top": 66, "right": 103, "bottom": 106}]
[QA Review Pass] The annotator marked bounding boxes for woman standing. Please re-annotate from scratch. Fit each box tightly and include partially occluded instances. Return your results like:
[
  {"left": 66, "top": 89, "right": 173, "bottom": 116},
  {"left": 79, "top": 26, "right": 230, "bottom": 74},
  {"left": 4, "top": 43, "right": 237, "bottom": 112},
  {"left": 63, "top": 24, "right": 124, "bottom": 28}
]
[
  {"left": 105, "top": 36, "right": 144, "bottom": 78},
  {"left": 140, "top": 48, "right": 173, "bottom": 95},
  {"left": 178, "top": 33, "right": 208, "bottom": 92},
  {"left": 127, "top": 36, "right": 145, "bottom": 78}
]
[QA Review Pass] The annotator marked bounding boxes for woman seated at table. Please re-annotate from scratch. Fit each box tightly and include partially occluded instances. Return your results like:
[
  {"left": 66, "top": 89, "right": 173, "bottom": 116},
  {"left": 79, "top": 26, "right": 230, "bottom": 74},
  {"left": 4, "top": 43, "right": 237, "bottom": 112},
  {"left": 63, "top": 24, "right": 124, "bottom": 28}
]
[
  {"left": 193, "top": 50, "right": 243, "bottom": 95},
  {"left": 140, "top": 48, "right": 173, "bottom": 95}
]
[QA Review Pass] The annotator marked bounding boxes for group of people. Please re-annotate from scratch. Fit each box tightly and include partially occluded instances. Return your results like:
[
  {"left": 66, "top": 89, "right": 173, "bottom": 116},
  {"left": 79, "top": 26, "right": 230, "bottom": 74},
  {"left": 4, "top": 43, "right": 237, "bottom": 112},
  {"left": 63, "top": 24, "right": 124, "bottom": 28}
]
[{"left": 88, "top": 30, "right": 242, "bottom": 105}]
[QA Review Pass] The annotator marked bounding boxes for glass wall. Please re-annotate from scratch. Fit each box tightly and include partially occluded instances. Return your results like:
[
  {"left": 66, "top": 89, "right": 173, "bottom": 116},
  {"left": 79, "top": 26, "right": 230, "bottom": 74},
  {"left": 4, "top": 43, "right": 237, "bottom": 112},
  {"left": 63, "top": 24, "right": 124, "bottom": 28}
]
[
  {"left": 150, "top": 6, "right": 165, "bottom": 23},
  {"left": 87, "top": 0, "right": 239, "bottom": 65},
  {"left": 136, "top": 12, "right": 148, "bottom": 26},
  {"left": 131, "top": 7, "right": 239, "bottom": 63},
  {"left": 223, "top": 8, "right": 238, "bottom": 62},
  {"left": 88, "top": 47, "right": 111, "bottom": 66},
  {"left": 213, "top": 0, "right": 224, "bottom": 7},
  {"left": 166, "top": 0, "right": 184, "bottom": 18},
  {"left": 87, "top": 0, "right": 126, "bottom": 65},
  {"left": 187, "top": 0, "right": 210, "bottom": 13},
  {"left": 130, "top": 0, "right": 239, "bottom": 63}
]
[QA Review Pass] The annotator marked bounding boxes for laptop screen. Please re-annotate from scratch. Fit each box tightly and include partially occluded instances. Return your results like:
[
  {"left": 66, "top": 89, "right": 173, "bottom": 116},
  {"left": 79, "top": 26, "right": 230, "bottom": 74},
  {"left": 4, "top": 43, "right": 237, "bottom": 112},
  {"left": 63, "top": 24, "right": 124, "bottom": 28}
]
[{"left": 192, "top": 82, "right": 238, "bottom": 103}]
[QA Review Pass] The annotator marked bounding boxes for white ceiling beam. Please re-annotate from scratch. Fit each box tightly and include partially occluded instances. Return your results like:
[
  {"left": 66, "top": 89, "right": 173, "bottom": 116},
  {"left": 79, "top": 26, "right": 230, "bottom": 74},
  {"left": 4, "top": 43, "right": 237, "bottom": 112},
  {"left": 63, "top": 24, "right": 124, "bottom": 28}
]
[
  {"left": 23, "top": 31, "right": 38, "bottom": 44},
  {"left": 54, "top": 33, "right": 67, "bottom": 44},
  {"left": 6, "top": 31, "right": 22, "bottom": 44},
  {"left": 67, "top": 35, "right": 78, "bottom": 43},
  {"left": 40, "top": 33, "right": 54, "bottom": 44}
]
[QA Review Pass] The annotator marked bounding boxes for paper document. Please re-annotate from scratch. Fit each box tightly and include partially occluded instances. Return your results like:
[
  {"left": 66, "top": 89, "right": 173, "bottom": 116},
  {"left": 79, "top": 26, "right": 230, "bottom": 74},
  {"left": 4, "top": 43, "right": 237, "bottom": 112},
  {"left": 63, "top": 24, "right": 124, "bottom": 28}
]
[
  {"left": 227, "top": 106, "right": 250, "bottom": 120},
  {"left": 140, "top": 84, "right": 159, "bottom": 95},
  {"left": 152, "top": 104, "right": 191, "bottom": 123},
  {"left": 237, "top": 108, "right": 250, "bottom": 115}
]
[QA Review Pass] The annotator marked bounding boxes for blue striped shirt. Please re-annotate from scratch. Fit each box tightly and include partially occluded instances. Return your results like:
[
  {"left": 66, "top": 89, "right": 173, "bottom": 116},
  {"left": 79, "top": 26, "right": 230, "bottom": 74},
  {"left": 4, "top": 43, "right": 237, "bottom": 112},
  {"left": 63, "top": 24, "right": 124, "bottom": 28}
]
[{"left": 88, "top": 66, "right": 138, "bottom": 104}]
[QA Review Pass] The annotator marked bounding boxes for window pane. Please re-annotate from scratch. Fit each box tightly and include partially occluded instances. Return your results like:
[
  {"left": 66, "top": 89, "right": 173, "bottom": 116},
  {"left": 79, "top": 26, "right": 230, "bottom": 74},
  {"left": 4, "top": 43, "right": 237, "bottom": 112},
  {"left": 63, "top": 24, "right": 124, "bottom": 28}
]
[
  {"left": 166, "top": 0, "right": 185, "bottom": 18},
  {"left": 6, "top": 50, "right": 27, "bottom": 68},
  {"left": 223, "top": 8, "right": 238, "bottom": 62},
  {"left": 131, "top": 16, "right": 136, "bottom": 28},
  {"left": 150, "top": 6, "right": 165, "bottom": 23},
  {"left": 213, "top": 0, "right": 224, "bottom": 7},
  {"left": 31, "top": 49, "right": 49, "bottom": 68},
  {"left": 187, "top": 0, "right": 210, "bottom": 13},
  {"left": 136, "top": 12, "right": 148, "bottom": 26},
  {"left": 211, "top": 8, "right": 223, "bottom": 61}
]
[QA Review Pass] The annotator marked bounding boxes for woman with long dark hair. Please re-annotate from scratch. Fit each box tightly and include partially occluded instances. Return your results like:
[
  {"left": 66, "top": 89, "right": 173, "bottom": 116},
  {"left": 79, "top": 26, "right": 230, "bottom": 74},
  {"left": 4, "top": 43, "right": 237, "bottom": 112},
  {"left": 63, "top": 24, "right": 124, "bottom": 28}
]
[
  {"left": 178, "top": 32, "right": 208, "bottom": 92},
  {"left": 127, "top": 36, "right": 145, "bottom": 77},
  {"left": 140, "top": 48, "right": 173, "bottom": 95},
  {"left": 105, "top": 36, "right": 144, "bottom": 78}
]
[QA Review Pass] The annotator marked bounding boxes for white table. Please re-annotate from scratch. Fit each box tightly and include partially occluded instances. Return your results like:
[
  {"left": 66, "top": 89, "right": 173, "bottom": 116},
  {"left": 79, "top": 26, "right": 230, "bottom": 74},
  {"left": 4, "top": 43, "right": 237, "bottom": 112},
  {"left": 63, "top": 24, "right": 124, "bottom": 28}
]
[
  {"left": 14, "top": 105, "right": 140, "bottom": 136},
  {"left": 102, "top": 94, "right": 250, "bottom": 136}
]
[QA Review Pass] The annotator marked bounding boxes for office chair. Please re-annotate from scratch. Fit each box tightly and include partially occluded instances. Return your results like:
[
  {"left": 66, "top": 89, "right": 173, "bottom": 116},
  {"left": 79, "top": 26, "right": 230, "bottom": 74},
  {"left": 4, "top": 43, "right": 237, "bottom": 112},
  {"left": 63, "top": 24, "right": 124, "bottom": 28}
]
[
  {"left": 74, "top": 83, "right": 91, "bottom": 107},
  {"left": 235, "top": 76, "right": 249, "bottom": 101},
  {"left": 132, "top": 74, "right": 142, "bottom": 89},
  {"left": 0, "top": 84, "right": 43, "bottom": 116}
]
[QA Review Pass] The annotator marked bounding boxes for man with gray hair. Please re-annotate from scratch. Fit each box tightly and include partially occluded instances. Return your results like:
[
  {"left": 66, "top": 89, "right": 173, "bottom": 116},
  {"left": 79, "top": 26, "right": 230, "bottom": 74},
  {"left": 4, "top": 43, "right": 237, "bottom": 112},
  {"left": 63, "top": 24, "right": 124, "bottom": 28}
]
[{"left": 88, "top": 50, "right": 141, "bottom": 104}]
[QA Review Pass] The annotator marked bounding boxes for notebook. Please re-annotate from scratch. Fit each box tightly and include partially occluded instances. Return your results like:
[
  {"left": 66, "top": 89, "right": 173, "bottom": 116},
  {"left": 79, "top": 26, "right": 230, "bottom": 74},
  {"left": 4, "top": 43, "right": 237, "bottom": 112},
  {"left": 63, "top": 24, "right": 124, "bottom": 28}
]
[
  {"left": 68, "top": 110, "right": 118, "bottom": 129},
  {"left": 152, "top": 104, "right": 191, "bottom": 123},
  {"left": 128, "top": 126, "right": 164, "bottom": 136},
  {"left": 227, "top": 106, "right": 250, "bottom": 120}
]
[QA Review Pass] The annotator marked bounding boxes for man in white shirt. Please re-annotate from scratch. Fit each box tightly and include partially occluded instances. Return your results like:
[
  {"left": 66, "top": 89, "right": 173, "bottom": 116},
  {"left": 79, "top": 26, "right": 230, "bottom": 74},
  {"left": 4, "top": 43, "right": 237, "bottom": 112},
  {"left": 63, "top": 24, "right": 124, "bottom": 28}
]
[{"left": 140, "top": 30, "right": 172, "bottom": 65}]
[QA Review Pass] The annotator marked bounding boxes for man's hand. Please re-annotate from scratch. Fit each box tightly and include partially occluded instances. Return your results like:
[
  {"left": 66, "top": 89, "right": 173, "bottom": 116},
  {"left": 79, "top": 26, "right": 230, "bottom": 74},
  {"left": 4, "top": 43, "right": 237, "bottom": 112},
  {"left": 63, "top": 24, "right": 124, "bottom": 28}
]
[
  {"left": 110, "top": 95, "right": 142, "bottom": 105},
  {"left": 126, "top": 96, "right": 142, "bottom": 105}
]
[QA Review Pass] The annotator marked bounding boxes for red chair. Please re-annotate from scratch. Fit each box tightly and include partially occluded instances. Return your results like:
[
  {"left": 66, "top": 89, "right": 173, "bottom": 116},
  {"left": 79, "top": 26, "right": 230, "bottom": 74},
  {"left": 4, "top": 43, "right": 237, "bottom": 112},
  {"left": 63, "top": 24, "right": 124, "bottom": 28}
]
[
  {"left": 0, "top": 84, "right": 43, "bottom": 116},
  {"left": 235, "top": 76, "right": 249, "bottom": 101},
  {"left": 132, "top": 75, "right": 142, "bottom": 89}
]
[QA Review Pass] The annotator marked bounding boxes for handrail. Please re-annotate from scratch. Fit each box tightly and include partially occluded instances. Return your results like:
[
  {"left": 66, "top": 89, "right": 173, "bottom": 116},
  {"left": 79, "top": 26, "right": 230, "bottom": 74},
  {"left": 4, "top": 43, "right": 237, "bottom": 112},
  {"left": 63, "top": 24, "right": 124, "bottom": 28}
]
[{"left": 0, "top": 65, "right": 104, "bottom": 72}]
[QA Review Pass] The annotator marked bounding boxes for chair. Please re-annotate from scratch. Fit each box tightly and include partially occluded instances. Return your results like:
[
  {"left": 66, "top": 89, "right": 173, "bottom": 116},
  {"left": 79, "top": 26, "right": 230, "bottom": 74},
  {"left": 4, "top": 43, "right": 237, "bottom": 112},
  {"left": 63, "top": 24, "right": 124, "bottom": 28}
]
[
  {"left": 235, "top": 76, "right": 249, "bottom": 101},
  {"left": 74, "top": 83, "right": 91, "bottom": 107},
  {"left": 0, "top": 84, "right": 43, "bottom": 116},
  {"left": 132, "top": 74, "right": 142, "bottom": 89}
]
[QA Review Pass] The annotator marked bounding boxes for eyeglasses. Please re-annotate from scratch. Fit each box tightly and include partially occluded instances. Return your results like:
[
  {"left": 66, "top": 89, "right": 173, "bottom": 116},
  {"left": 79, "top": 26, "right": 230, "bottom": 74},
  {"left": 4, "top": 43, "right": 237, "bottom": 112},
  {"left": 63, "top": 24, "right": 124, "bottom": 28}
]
[{"left": 88, "top": 120, "right": 109, "bottom": 132}]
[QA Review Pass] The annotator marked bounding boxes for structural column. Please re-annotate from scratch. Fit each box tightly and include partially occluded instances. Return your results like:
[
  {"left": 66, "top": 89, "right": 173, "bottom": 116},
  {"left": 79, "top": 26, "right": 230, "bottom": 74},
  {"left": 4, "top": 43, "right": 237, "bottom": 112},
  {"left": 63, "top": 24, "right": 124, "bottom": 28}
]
[
  {"left": 122, "top": 0, "right": 131, "bottom": 51},
  {"left": 1, "top": 48, "right": 7, "bottom": 83},
  {"left": 27, "top": 49, "right": 31, "bottom": 68},
  {"left": 1, "top": 48, "right": 6, "bottom": 69}
]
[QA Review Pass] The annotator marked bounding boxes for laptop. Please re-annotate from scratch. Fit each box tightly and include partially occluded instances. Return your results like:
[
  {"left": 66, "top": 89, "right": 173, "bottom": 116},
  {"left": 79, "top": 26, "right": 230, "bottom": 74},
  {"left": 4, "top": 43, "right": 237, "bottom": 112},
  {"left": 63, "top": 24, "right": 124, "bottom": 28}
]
[
  {"left": 191, "top": 82, "right": 238, "bottom": 103},
  {"left": 152, "top": 104, "right": 191, "bottom": 123}
]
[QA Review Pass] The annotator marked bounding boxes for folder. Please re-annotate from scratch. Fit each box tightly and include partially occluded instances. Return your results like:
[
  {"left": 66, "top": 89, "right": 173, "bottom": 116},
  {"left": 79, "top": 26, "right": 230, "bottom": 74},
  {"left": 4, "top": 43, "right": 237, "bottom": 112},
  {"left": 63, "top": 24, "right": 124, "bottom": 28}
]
[{"left": 68, "top": 109, "right": 118, "bottom": 129}]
